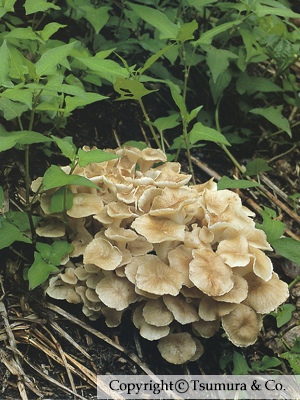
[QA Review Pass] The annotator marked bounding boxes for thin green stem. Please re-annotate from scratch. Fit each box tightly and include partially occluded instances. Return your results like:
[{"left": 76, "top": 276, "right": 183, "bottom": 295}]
[
  {"left": 289, "top": 275, "right": 300, "bottom": 290},
  {"left": 138, "top": 98, "right": 162, "bottom": 149}
]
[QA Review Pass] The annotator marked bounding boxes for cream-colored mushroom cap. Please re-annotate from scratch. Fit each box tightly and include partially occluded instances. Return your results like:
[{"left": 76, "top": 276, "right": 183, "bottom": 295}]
[
  {"left": 138, "top": 147, "right": 167, "bottom": 172},
  {"left": 131, "top": 214, "right": 185, "bottom": 243},
  {"left": 101, "top": 307, "right": 123, "bottom": 328},
  {"left": 221, "top": 304, "right": 262, "bottom": 347},
  {"left": 67, "top": 193, "right": 103, "bottom": 218},
  {"left": 168, "top": 245, "right": 194, "bottom": 287},
  {"left": 216, "top": 233, "right": 250, "bottom": 268},
  {"left": 83, "top": 237, "right": 122, "bottom": 270},
  {"left": 189, "top": 337, "right": 204, "bottom": 362},
  {"left": 192, "top": 318, "right": 220, "bottom": 338},
  {"left": 243, "top": 272, "right": 289, "bottom": 314},
  {"left": 135, "top": 255, "right": 183, "bottom": 296},
  {"left": 204, "top": 189, "right": 242, "bottom": 215},
  {"left": 241, "top": 226, "right": 273, "bottom": 251},
  {"left": 36, "top": 220, "right": 65, "bottom": 237},
  {"left": 95, "top": 274, "right": 138, "bottom": 311},
  {"left": 249, "top": 246, "right": 273, "bottom": 282},
  {"left": 60, "top": 268, "right": 77, "bottom": 285},
  {"left": 198, "top": 296, "right": 237, "bottom": 321},
  {"left": 163, "top": 294, "right": 199, "bottom": 324},
  {"left": 133, "top": 304, "right": 170, "bottom": 341},
  {"left": 127, "top": 235, "right": 154, "bottom": 256},
  {"left": 142, "top": 298, "right": 174, "bottom": 327},
  {"left": 154, "top": 168, "right": 191, "bottom": 188},
  {"left": 189, "top": 248, "right": 233, "bottom": 296},
  {"left": 157, "top": 332, "right": 196, "bottom": 364},
  {"left": 213, "top": 274, "right": 248, "bottom": 303}
]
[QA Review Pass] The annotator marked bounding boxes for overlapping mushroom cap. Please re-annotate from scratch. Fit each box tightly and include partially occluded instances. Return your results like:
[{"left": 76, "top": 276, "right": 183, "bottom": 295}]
[{"left": 43, "top": 146, "right": 289, "bottom": 364}]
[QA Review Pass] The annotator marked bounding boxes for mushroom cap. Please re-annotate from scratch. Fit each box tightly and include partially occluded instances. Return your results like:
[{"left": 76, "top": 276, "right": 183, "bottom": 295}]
[
  {"left": 127, "top": 235, "right": 153, "bottom": 256},
  {"left": 60, "top": 268, "right": 77, "bottom": 285},
  {"left": 133, "top": 304, "right": 170, "bottom": 341},
  {"left": 216, "top": 233, "right": 250, "bottom": 268},
  {"left": 189, "top": 248, "right": 233, "bottom": 296},
  {"left": 204, "top": 189, "right": 242, "bottom": 216},
  {"left": 67, "top": 193, "right": 103, "bottom": 218},
  {"left": 157, "top": 332, "right": 197, "bottom": 364},
  {"left": 192, "top": 318, "right": 220, "bottom": 338},
  {"left": 36, "top": 219, "right": 65, "bottom": 237},
  {"left": 198, "top": 296, "right": 237, "bottom": 321},
  {"left": 168, "top": 245, "right": 194, "bottom": 287},
  {"left": 142, "top": 298, "right": 174, "bottom": 327},
  {"left": 83, "top": 237, "right": 122, "bottom": 270},
  {"left": 131, "top": 214, "right": 185, "bottom": 243},
  {"left": 241, "top": 226, "right": 273, "bottom": 251},
  {"left": 138, "top": 148, "right": 167, "bottom": 172},
  {"left": 243, "top": 272, "right": 289, "bottom": 314},
  {"left": 221, "top": 304, "right": 262, "bottom": 347},
  {"left": 101, "top": 307, "right": 123, "bottom": 327},
  {"left": 95, "top": 274, "right": 138, "bottom": 311},
  {"left": 188, "top": 337, "right": 204, "bottom": 362},
  {"left": 249, "top": 246, "right": 273, "bottom": 281},
  {"left": 213, "top": 274, "right": 248, "bottom": 303},
  {"left": 154, "top": 168, "right": 191, "bottom": 188},
  {"left": 163, "top": 294, "right": 199, "bottom": 324},
  {"left": 105, "top": 226, "right": 137, "bottom": 243},
  {"left": 135, "top": 255, "right": 183, "bottom": 296}
]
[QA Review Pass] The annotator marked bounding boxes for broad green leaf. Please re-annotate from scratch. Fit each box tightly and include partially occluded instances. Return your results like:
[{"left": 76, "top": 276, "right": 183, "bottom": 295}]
[
  {"left": 36, "top": 42, "right": 75, "bottom": 76},
  {"left": 250, "top": 106, "right": 291, "bottom": 137},
  {"left": 28, "top": 252, "right": 59, "bottom": 290},
  {"left": 43, "top": 165, "right": 100, "bottom": 191},
  {"left": 51, "top": 135, "right": 77, "bottom": 161},
  {"left": 259, "top": 209, "right": 285, "bottom": 243},
  {"left": 64, "top": 92, "right": 108, "bottom": 115},
  {"left": 152, "top": 114, "right": 180, "bottom": 132},
  {"left": 8, "top": 45, "right": 29, "bottom": 80},
  {"left": 77, "top": 148, "right": 121, "bottom": 167},
  {"left": 217, "top": 176, "right": 261, "bottom": 190},
  {"left": 114, "top": 78, "right": 157, "bottom": 101},
  {"left": 176, "top": 20, "right": 198, "bottom": 43},
  {"left": 80, "top": 5, "right": 111, "bottom": 34},
  {"left": 49, "top": 187, "right": 73, "bottom": 213},
  {"left": 169, "top": 84, "right": 188, "bottom": 121},
  {"left": 36, "top": 240, "right": 73, "bottom": 266},
  {"left": 1, "top": 88, "right": 33, "bottom": 110},
  {"left": 0, "top": 186, "right": 3, "bottom": 208},
  {"left": 5, "top": 27, "right": 44, "bottom": 42},
  {"left": 169, "top": 134, "right": 205, "bottom": 150},
  {"left": 35, "top": 103, "right": 63, "bottom": 112},
  {"left": 187, "top": 105, "right": 203, "bottom": 124},
  {"left": 271, "top": 237, "right": 300, "bottom": 266},
  {"left": 271, "top": 304, "right": 296, "bottom": 328},
  {"left": 0, "top": 98, "right": 28, "bottom": 120},
  {"left": 24, "top": 0, "right": 60, "bottom": 15},
  {"left": 76, "top": 57, "right": 130, "bottom": 83},
  {"left": 236, "top": 73, "right": 283, "bottom": 95},
  {"left": 0, "top": 219, "right": 31, "bottom": 249},
  {"left": 260, "top": 356, "right": 282, "bottom": 371},
  {"left": 129, "top": 3, "right": 179, "bottom": 40},
  {"left": 206, "top": 47, "right": 238, "bottom": 83},
  {"left": 189, "top": 122, "right": 231, "bottom": 146},
  {"left": 192, "top": 20, "right": 242, "bottom": 46},
  {"left": 0, "top": 0, "right": 16, "bottom": 18},
  {"left": 255, "top": 4, "right": 300, "bottom": 18},
  {"left": 5, "top": 211, "right": 42, "bottom": 231},
  {"left": 122, "top": 141, "right": 148, "bottom": 150},
  {"left": 139, "top": 44, "right": 175, "bottom": 76},
  {"left": 188, "top": 0, "right": 218, "bottom": 10},
  {"left": 209, "top": 68, "right": 232, "bottom": 104},
  {"left": 37, "top": 22, "right": 66, "bottom": 41},
  {"left": 0, "top": 40, "right": 14, "bottom": 88},
  {"left": 232, "top": 351, "right": 251, "bottom": 375},
  {"left": 242, "top": 158, "right": 272, "bottom": 176},
  {"left": 12, "top": 130, "right": 52, "bottom": 145}
]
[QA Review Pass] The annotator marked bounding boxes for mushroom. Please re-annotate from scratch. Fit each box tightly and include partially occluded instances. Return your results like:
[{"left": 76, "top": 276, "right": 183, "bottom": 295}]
[
  {"left": 212, "top": 274, "right": 248, "bottom": 303},
  {"left": 221, "top": 304, "right": 262, "bottom": 347},
  {"left": 168, "top": 245, "right": 194, "bottom": 287},
  {"left": 138, "top": 147, "right": 167, "bottom": 173},
  {"left": 101, "top": 307, "right": 123, "bottom": 327},
  {"left": 67, "top": 193, "right": 103, "bottom": 218},
  {"left": 249, "top": 246, "right": 273, "bottom": 281},
  {"left": 142, "top": 298, "right": 174, "bottom": 327},
  {"left": 216, "top": 233, "right": 250, "bottom": 268},
  {"left": 83, "top": 237, "right": 122, "bottom": 270},
  {"left": 192, "top": 318, "right": 220, "bottom": 338},
  {"left": 163, "top": 294, "right": 199, "bottom": 324},
  {"left": 157, "top": 332, "right": 197, "bottom": 364},
  {"left": 198, "top": 296, "right": 237, "bottom": 321},
  {"left": 204, "top": 188, "right": 242, "bottom": 216},
  {"left": 133, "top": 304, "right": 170, "bottom": 341}
]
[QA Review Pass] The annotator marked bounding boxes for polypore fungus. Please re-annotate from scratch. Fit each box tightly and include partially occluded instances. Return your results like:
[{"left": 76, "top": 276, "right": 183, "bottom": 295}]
[{"left": 42, "top": 146, "right": 289, "bottom": 364}]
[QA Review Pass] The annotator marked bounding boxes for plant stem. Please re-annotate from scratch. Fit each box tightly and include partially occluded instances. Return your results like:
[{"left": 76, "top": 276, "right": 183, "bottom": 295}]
[
  {"left": 138, "top": 98, "right": 162, "bottom": 149},
  {"left": 288, "top": 275, "right": 300, "bottom": 290}
]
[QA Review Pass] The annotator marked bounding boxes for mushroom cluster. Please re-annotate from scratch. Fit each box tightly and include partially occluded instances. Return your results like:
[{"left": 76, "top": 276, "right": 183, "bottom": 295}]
[{"left": 41, "top": 146, "right": 289, "bottom": 364}]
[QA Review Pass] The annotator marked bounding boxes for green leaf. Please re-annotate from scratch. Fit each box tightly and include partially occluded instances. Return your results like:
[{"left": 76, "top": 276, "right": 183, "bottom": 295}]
[
  {"left": 250, "top": 106, "right": 291, "bottom": 137},
  {"left": 192, "top": 20, "right": 242, "bottom": 46},
  {"left": 80, "top": 5, "right": 111, "bottom": 34},
  {"left": 37, "top": 22, "right": 66, "bottom": 41},
  {"left": 8, "top": 45, "right": 30, "bottom": 80},
  {"left": 114, "top": 78, "right": 157, "bottom": 101},
  {"left": 129, "top": 3, "right": 179, "bottom": 40},
  {"left": 242, "top": 158, "right": 272, "bottom": 176},
  {"left": 232, "top": 351, "right": 251, "bottom": 375},
  {"left": 206, "top": 47, "right": 238, "bottom": 83},
  {"left": 176, "top": 20, "right": 198, "bottom": 43},
  {"left": 0, "top": 97, "right": 28, "bottom": 121},
  {"left": 169, "top": 84, "right": 188, "bottom": 121},
  {"left": 49, "top": 187, "right": 73, "bottom": 213},
  {"left": 0, "top": 40, "right": 14, "bottom": 88},
  {"left": 51, "top": 135, "right": 77, "bottom": 162},
  {"left": 189, "top": 122, "right": 231, "bottom": 146},
  {"left": 187, "top": 105, "right": 203, "bottom": 124},
  {"left": 271, "top": 304, "right": 296, "bottom": 328},
  {"left": 209, "top": 68, "right": 232, "bottom": 104},
  {"left": 24, "top": 0, "right": 60, "bottom": 15},
  {"left": 122, "top": 141, "right": 148, "bottom": 150},
  {"left": 42, "top": 165, "right": 100, "bottom": 191},
  {"left": 152, "top": 114, "right": 180, "bottom": 132},
  {"left": 4, "top": 26, "right": 44, "bottom": 42},
  {"left": 5, "top": 211, "right": 42, "bottom": 231},
  {"left": 77, "top": 148, "right": 120, "bottom": 167},
  {"left": 1, "top": 88, "right": 33, "bottom": 110},
  {"left": 28, "top": 252, "right": 59, "bottom": 290},
  {"left": 36, "top": 240, "right": 73, "bottom": 266},
  {"left": 255, "top": 4, "right": 300, "bottom": 19},
  {"left": 217, "top": 176, "right": 261, "bottom": 190},
  {"left": 0, "top": 130, "right": 51, "bottom": 152},
  {"left": 35, "top": 42, "right": 75, "bottom": 77},
  {"left": 76, "top": 57, "right": 130, "bottom": 83},
  {"left": 0, "top": 219, "right": 31, "bottom": 249},
  {"left": 139, "top": 44, "right": 175, "bottom": 76},
  {"left": 260, "top": 356, "right": 282, "bottom": 371},
  {"left": 271, "top": 237, "right": 300, "bottom": 266},
  {"left": 259, "top": 208, "right": 285, "bottom": 243},
  {"left": 64, "top": 92, "right": 108, "bottom": 115},
  {"left": 236, "top": 73, "right": 283, "bottom": 95}
]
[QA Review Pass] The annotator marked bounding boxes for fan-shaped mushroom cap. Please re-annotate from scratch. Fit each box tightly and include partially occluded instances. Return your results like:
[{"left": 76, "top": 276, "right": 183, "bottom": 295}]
[
  {"left": 142, "top": 298, "right": 174, "bottom": 327},
  {"left": 101, "top": 307, "right": 123, "bottom": 327},
  {"left": 135, "top": 255, "right": 183, "bottom": 296},
  {"left": 241, "top": 226, "right": 273, "bottom": 251},
  {"left": 207, "top": 205, "right": 255, "bottom": 230},
  {"left": 198, "top": 296, "right": 237, "bottom": 321},
  {"left": 36, "top": 219, "right": 65, "bottom": 237},
  {"left": 60, "top": 268, "right": 77, "bottom": 285},
  {"left": 163, "top": 294, "right": 199, "bottom": 324},
  {"left": 204, "top": 189, "right": 242, "bottom": 215},
  {"left": 180, "top": 286, "right": 204, "bottom": 299},
  {"left": 249, "top": 246, "right": 273, "bottom": 281},
  {"left": 138, "top": 148, "right": 167, "bottom": 172},
  {"left": 46, "top": 277, "right": 81, "bottom": 303},
  {"left": 67, "top": 193, "right": 103, "bottom": 218},
  {"left": 213, "top": 274, "right": 248, "bottom": 303},
  {"left": 70, "top": 228, "right": 93, "bottom": 257},
  {"left": 221, "top": 304, "right": 262, "bottom": 347},
  {"left": 189, "top": 337, "right": 204, "bottom": 362},
  {"left": 168, "top": 245, "right": 194, "bottom": 287},
  {"left": 131, "top": 214, "right": 185, "bottom": 243},
  {"left": 189, "top": 248, "right": 233, "bottom": 296},
  {"left": 83, "top": 237, "right": 122, "bottom": 270},
  {"left": 95, "top": 274, "right": 138, "bottom": 311},
  {"left": 138, "top": 187, "right": 162, "bottom": 213},
  {"left": 105, "top": 226, "right": 137, "bottom": 243},
  {"left": 133, "top": 304, "right": 170, "bottom": 341},
  {"left": 193, "top": 178, "right": 217, "bottom": 193},
  {"left": 154, "top": 168, "right": 191, "bottom": 188},
  {"left": 243, "top": 272, "right": 289, "bottom": 314},
  {"left": 157, "top": 332, "right": 197, "bottom": 364},
  {"left": 127, "top": 235, "right": 153, "bottom": 256},
  {"left": 216, "top": 233, "right": 250, "bottom": 268},
  {"left": 192, "top": 318, "right": 220, "bottom": 338}
]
